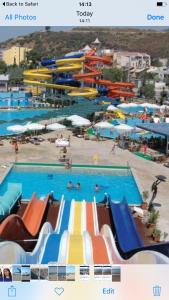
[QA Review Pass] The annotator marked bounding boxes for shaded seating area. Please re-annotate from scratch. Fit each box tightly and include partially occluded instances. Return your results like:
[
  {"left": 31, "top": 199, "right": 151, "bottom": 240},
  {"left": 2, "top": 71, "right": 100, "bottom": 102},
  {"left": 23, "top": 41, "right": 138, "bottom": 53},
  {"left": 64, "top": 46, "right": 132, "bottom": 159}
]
[
  {"left": 137, "top": 123, "right": 169, "bottom": 155},
  {"left": 0, "top": 183, "right": 22, "bottom": 221}
]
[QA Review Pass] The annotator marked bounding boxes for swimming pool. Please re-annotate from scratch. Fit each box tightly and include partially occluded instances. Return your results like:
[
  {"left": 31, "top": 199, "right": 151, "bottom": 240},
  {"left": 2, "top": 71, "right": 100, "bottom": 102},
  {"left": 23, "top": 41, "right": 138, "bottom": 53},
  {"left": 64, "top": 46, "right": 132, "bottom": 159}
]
[
  {"left": 0, "top": 109, "right": 56, "bottom": 136},
  {"left": 0, "top": 165, "right": 142, "bottom": 204},
  {"left": 0, "top": 102, "right": 103, "bottom": 136},
  {"left": 120, "top": 106, "right": 158, "bottom": 114},
  {"left": 0, "top": 109, "right": 55, "bottom": 122}
]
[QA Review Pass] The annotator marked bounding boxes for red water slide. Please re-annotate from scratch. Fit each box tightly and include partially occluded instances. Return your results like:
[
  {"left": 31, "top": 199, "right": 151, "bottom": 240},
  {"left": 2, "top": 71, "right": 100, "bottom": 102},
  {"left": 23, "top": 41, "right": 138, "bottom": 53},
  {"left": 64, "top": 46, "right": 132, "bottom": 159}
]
[
  {"left": 74, "top": 49, "right": 135, "bottom": 98},
  {"left": 0, "top": 193, "right": 50, "bottom": 242}
]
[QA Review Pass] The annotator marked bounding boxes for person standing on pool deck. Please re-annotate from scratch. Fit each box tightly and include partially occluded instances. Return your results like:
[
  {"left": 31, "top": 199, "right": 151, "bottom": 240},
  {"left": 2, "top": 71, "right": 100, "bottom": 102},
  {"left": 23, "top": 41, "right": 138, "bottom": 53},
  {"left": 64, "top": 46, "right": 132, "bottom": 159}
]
[
  {"left": 111, "top": 142, "right": 116, "bottom": 154},
  {"left": 143, "top": 143, "right": 148, "bottom": 155},
  {"left": 14, "top": 141, "right": 19, "bottom": 154}
]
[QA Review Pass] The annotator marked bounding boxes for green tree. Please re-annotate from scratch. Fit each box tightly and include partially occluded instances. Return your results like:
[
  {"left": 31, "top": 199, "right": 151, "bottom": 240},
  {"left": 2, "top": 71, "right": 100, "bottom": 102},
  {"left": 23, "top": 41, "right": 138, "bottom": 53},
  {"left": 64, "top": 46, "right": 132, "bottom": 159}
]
[
  {"left": 167, "top": 58, "right": 169, "bottom": 67},
  {"left": 0, "top": 60, "right": 7, "bottom": 74},
  {"left": 160, "top": 87, "right": 168, "bottom": 105},
  {"left": 26, "top": 50, "right": 42, "bottom": 68},
  {"left": 165, "top": 75, "right": 169, "bottom": 86},
  {"left": 140, "top": 84, "right": 155, "bottom": 98},
  {"left": 151, "top": 58, "right": 163, "bottom": 67},
  {"left": 103, "top": 68, "right": 124, "bottom": 82},
  {"left": 8, "top": 65, "right": 23, "bottom": 85}
]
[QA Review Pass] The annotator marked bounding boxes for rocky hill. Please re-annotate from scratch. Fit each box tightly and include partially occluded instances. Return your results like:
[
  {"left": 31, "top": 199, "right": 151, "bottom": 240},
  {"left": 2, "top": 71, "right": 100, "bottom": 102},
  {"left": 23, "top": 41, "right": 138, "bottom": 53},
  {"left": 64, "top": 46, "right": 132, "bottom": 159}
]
[{"left": 0, "top": 27, "right": 169, "bottom": 59}]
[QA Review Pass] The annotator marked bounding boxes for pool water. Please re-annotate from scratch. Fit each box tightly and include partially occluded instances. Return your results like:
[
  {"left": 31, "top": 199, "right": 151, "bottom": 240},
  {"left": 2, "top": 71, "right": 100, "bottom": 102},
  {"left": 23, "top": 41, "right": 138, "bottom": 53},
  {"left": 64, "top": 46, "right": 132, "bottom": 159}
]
[
  {"left": 0, "top": 166, "right": 142, "bottom": 204},
  {"left": 0, "top": 109, "right": 55, "bottom": 122},
  {"left": 0, "top": 109, "right": 56, "bottom": 136},
  {"left": 120, "top": 106, "right": 158, "bottom": 114}
]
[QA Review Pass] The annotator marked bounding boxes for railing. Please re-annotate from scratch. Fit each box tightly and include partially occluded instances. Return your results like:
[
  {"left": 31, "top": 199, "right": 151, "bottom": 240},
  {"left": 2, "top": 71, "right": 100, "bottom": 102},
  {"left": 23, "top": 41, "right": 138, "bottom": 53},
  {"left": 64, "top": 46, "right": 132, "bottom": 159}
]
[
  {"left": 93, "top": 196, "right": 99, "bottom": 235},
  {"left": 55, "top": 194, "right": 64, "bottom": 232}
]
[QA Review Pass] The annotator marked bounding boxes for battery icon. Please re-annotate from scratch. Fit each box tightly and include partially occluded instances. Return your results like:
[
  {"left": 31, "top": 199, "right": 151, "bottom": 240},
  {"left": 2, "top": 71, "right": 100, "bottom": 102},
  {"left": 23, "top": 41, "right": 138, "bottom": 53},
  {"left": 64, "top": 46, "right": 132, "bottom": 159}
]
[{"left": 157, "top": 2, "right": 167, "bottom": 6}]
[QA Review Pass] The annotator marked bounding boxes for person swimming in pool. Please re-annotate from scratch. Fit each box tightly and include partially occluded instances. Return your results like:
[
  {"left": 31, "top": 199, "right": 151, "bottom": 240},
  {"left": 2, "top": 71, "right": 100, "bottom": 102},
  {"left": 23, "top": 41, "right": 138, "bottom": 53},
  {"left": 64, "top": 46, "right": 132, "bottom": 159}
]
[
  {"left": 67, "top": 181, "right": 73, "bottom": 189},
  {"left": 76, "top": 182, "right": 81, "bottom": 190},
  {"left": 95, "top": 184, "right": 100, "bottom": 192}
]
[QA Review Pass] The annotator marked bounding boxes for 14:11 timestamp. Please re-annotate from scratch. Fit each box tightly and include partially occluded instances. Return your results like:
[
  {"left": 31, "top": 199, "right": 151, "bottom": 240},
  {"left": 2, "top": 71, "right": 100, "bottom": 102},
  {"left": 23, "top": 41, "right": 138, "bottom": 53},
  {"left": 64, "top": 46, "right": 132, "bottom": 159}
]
[{"left": 79, "top": 2, "right": 92, "bottom": 6}]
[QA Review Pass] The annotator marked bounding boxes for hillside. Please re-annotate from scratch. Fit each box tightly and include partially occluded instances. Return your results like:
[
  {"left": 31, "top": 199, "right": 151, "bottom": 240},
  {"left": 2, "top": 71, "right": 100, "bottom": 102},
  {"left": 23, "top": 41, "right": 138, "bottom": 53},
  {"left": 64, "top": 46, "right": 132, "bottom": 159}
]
[{"left": 0, "top": 27, "right": 169, "bottom": 59}]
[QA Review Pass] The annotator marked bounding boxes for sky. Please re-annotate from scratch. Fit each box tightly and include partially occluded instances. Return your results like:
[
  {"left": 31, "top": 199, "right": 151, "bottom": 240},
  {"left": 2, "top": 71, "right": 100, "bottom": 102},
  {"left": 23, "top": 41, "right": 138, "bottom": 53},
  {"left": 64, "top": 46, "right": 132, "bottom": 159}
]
[
  {"left": 0, "top": 26, "right": 167, "bottom": 43},
  {"left": 0, "top": 27, "right": 72, "bottom": 42}
]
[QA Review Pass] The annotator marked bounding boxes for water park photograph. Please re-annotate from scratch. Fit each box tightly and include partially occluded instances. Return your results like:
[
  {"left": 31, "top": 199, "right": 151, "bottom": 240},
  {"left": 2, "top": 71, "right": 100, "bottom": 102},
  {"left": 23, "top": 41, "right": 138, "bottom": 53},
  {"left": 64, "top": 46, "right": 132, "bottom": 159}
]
[
  {"left": 30, "top": 265, "right": 40, "bottom": 280},
  {"left": 0, "top": 26, "right": 169, "bottom": 266}
]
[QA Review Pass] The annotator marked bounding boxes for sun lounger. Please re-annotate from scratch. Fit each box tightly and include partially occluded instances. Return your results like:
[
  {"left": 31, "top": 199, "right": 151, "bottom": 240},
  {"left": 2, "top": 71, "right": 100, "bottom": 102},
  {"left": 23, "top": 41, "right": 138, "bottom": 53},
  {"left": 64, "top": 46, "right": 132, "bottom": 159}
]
[
  {"left": 0, "top": 183, "right": 22, "bottom": 221},
  {"left": 55, "top": 139, "right": 69, "bottom": 147}
]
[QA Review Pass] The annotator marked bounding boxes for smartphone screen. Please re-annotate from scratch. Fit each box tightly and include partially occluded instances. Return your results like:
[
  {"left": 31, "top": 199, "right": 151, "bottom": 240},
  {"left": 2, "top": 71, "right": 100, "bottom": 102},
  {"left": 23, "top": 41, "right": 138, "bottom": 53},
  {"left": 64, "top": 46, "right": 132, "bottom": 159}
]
[{"left": 0, "top": 1, "right": 169, "bottom": 299}]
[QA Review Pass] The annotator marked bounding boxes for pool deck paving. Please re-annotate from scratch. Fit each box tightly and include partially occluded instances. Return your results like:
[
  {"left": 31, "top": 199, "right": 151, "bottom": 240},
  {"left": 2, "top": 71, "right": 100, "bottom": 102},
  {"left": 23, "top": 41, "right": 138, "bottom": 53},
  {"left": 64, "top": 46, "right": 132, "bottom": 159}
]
[{"left": 0, "top": 129, "right": 169, "bottom": 237}]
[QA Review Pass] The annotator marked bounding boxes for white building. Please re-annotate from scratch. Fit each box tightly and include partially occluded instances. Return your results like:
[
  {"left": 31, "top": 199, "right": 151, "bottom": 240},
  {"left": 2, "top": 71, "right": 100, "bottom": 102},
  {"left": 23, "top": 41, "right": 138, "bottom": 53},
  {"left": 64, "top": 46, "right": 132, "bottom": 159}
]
[
  {"left": 147, "top": 66, "right": 169, "bottom": 81},
  {"left": 155, "top": 82, "right": 169, "bottom": 100},
  {"left": 115, "top": 51, "right": 151, "bottom": 72},
  {"left": 0, "top": 74, "right": 9, "bottom": 91}
]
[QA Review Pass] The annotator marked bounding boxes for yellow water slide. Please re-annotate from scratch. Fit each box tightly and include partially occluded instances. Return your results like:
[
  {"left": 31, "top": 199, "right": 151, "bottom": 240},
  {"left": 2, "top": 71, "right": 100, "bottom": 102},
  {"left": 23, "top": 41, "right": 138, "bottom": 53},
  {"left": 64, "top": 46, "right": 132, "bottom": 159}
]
[
  {"left": 68, "top": 202, "right": 84, "bottom": 264},
  {"left": 24, "top": 57, "right": 98, "bottom": 98}
]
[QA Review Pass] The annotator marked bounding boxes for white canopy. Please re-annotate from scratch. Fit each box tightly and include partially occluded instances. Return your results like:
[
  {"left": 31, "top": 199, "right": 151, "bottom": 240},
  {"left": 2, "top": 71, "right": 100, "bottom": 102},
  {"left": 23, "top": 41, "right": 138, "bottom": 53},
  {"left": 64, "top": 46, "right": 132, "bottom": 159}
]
[
  {"left": 7, "top": 124, "right": 27, "bottom": 133},
  {"left": 160, "top": 105, "right": 169, "bottom": 112},
  {"left": 94, "top": 121, "right": 114, "bottom": 128},
  {"left": 25, "top": 123, "right": 45, "bottom": 131},
  {"left": 107, "top": 105, "right": 118, "bottom": 111},
  {"left": 115, "top": 124, "right": 134, "bottom": 132},
  {"left": 47, "top": 123, "right": 66, "bottom": 131},
  {"left": 117, "top": 103, "right": 138, "bottom": 108},
  {"left": 67, "top": 115, "right": 91, "bottom": 126},
  {"left": 140, "top": 103, "right": 160, "bottom": 109}
]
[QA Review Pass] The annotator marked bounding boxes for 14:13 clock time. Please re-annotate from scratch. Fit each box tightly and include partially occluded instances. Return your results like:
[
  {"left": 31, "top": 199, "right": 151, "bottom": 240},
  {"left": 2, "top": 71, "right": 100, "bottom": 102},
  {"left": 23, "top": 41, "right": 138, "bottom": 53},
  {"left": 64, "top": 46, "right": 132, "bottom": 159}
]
[{"left": 79, "top": 2, "right": 92, "bottom": 7}]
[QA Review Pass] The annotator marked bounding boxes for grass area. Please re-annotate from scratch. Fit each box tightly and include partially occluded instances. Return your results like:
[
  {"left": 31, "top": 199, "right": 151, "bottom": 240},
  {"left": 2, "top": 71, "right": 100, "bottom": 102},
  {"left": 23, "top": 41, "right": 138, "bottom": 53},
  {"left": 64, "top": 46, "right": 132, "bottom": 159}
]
[{"left": 134, "top": 152, "right": 153, "bottom": 161}]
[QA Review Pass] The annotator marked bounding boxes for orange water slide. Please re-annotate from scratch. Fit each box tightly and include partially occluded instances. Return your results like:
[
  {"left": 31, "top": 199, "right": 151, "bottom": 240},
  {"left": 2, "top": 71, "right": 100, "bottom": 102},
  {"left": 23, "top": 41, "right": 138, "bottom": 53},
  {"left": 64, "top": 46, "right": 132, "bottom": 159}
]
[
  {"left": 74, "top": 49, "right": 111, "bottom": 80},
  {"left": 86, "top": 203, "right": 95, "bottom": 235},
  {"left": 74, "top": 51, "right": 135, "bottom": 97},
  {"left": 108, "top": 89, "right": 135, "bottom": 97},
  {"left": 85, "top": 203, "right": 110, "bottom": 264},
  {"left": 91, "top": 235, "right": 110, "bottom": 264},
  {"left": 0, "top": 193, "right": 50, "bottom": 241}
]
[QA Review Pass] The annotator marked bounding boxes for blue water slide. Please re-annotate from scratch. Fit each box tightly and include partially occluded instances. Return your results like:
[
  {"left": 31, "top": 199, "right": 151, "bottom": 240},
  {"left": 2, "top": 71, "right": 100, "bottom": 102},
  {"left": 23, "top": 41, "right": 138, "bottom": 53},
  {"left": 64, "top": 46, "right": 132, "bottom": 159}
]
[
  {"left": 41, "top": 53, "right": 84, "bottom": 67},
  {"left": 40, "top": 201, "right": 71, "bottom": 263},
  {"left": 110, "top": 199, "right": 144, "bottom": 252},
  {"left": 62, "top": 53, "right": 84, "bottom": 59},
  {"left": 41, "top": 58, "right": 56, "bottom": 66},
  {"left": 41, "top": 233, "right": 62, "bottom": 264},
  {"left": 59, "top": 201, "right": 71, "bottom": 234}
]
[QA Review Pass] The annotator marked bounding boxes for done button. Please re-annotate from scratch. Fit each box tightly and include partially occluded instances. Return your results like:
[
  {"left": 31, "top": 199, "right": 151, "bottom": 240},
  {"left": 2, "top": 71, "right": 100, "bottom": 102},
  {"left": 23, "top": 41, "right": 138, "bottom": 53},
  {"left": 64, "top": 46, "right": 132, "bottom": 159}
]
[{"left": 147, "top": 14, "right": 165, "bottom": 20}]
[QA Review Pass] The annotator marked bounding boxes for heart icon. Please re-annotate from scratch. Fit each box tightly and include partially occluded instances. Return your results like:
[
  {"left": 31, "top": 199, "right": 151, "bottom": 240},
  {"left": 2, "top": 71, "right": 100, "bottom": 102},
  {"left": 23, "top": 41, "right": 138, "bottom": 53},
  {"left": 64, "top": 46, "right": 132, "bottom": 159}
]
[{"left": 54, "top": 287, "right": 64, "bottom": 296}]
